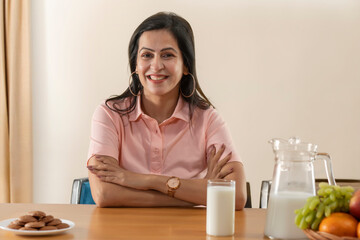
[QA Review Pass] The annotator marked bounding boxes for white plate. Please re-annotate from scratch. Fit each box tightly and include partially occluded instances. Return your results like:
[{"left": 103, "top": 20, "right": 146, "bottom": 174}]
[{"left": 0, "top": 218, "right": 75, "bottom": 236}]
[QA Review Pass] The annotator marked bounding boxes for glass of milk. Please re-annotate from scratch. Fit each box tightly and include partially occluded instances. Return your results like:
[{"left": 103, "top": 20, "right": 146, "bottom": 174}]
[{"left": 206, "top": 179, "right": 235, "bottom": 236}]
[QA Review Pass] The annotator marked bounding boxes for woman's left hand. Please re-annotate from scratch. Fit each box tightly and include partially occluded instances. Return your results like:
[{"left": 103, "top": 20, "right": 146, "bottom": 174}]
[
  {"left": 205, "top": 144, "right": 233, "bottom": 180},
  {"left": 87, "top": 155, "right": 149, "bottom": 190}
]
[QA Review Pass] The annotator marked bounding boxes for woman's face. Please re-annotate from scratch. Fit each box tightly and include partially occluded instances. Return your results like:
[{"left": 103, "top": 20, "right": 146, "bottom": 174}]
[{"left": 136, "top": 29, "right": 187, "bottom": 99}]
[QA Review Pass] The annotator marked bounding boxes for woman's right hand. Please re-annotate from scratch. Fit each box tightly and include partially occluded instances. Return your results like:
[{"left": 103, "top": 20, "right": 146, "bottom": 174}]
[{"left": 204, "top": 144, "right": 233, "bottom": 179}]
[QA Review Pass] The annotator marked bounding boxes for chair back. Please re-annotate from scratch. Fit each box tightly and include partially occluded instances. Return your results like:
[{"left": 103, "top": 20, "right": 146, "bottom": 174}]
[
  {"left": 71, "top": 177, "right": 95, "bottom": 204},
  {"left": 245, "top": 182, "right": 252, "bottom": 208},
  {"left": 259, "top": 180, "right": 272, "bottom": 208}
]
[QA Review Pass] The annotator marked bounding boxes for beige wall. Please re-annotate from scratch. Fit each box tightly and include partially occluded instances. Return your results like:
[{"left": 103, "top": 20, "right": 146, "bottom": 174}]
[{"left": 31, "top": 0, "right": 360, "bottom": 207}]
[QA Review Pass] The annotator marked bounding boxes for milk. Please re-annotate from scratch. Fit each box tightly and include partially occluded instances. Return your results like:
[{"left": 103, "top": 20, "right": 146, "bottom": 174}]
[
  {"left": 206, "top": 182, "right": 235, "bottom": 236},
  {"left": 264, "top": 191, "right": 313, "bottom": 239}
]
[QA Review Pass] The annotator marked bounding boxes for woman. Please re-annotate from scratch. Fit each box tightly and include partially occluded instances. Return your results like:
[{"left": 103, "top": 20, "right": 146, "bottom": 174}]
[{"left": 87, "top": 12, "right": 246, "bottom": 209}]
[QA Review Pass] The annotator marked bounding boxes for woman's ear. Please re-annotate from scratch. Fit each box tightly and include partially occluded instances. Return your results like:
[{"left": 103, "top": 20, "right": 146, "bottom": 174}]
[{"left": 183, "top": 66, "right": 189, "bottom": 75}]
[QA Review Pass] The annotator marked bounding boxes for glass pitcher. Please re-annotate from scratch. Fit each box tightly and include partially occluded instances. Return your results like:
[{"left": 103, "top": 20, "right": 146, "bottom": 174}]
[{"left": 264, "top": 137, "right": 336, "bottom": 240}]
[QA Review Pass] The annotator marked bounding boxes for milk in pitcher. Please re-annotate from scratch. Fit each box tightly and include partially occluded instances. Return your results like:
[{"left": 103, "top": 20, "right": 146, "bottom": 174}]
[{"left": 264, "top": 191, "right": 313, "bottom": 239}]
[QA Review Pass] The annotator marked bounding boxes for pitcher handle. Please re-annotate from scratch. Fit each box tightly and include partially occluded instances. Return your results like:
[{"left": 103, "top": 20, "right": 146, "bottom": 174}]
[{"left": 316, "top": 152, "right": 336, "bottom": 186}]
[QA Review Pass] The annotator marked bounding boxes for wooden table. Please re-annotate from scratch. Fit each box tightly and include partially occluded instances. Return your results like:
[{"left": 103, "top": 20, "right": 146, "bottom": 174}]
[{"left": 0, "top": 204, "right": 268, "bottom": 239}]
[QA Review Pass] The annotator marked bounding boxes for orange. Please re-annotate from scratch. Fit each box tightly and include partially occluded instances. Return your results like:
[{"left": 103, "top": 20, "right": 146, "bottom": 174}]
[
  {"left": 357, "top": 222, "right": 360, "bottom": 238},
  {"left": 319, "top": 212, "right": 358, "bottom": 237}
]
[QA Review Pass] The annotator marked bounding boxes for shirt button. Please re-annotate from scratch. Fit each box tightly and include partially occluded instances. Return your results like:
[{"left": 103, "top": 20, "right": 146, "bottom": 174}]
[{"left": 151, "top": 162, "right": 161, "bottom": 171}]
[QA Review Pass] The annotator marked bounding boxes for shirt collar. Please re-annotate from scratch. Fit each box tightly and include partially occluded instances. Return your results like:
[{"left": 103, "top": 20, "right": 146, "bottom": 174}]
[
  {"left": 128, "top": 95, "right": 190, "bottom": 123},
  {"left": 128, "top": 96, "right": 142, "bottom": 122},
  {"left": 171, "top": 96, "right": 190, "bottom": 122}
]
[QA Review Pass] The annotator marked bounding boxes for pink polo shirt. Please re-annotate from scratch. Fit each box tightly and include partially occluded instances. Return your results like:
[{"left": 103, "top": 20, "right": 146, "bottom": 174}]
[{"left": 88, "top": 96, "right": 241, "bottom": 179}]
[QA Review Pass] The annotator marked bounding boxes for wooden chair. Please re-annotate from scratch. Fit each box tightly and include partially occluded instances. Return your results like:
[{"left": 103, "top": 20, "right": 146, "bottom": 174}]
[{"left": 259, "top": 179, "right": 360, "bottom": 208}]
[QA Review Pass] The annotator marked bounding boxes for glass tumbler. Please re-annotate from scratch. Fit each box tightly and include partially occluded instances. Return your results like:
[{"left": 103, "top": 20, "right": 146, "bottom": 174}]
[{"left": 206, "top": 179, "right": 235, "bottom": 236}]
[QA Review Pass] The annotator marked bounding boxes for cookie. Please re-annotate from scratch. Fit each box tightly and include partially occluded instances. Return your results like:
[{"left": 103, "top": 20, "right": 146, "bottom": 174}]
[
  {"left": 19, "top": 227, "right": 38, "bottom": 231},
  {"left": 41, "top": 215, "right": 54, "bottom": 223},
  {"left": 56, "top": 223, "right": 70, "bottom": 229},
  {"left": 24, "top": 221, "right": 45, "bottom": 228},
  {"left": 10, "top": 219, "right": 25, "bottom": 226},
  {"left": 39, "top": 226, "right": 57, "bottom": 231},
  {"left": 19, "top": 215, "right": 37, "bottom": 223},
  {"left": 7, "top": 223, "right": 22, "bottom": 230},
  {"left": 28, "top": 211, "right": 46, "bottom": 219},
  {"left": 47, "top": 218, "right": 62, "bottom": 226}
]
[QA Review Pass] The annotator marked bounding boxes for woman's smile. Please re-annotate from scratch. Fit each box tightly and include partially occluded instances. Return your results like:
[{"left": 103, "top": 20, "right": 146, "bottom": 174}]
[{"left": 146, "top": 74, "right": 169, "bottom": 83}]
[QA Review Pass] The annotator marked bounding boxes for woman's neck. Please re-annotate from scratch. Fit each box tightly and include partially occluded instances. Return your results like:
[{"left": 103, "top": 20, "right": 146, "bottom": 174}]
[{"left": 141, "top": 92, "right": 180, "bottom": 124}]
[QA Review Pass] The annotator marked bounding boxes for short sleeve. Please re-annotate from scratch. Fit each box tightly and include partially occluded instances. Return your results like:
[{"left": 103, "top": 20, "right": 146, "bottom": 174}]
[
  {"left": 87, "top": 102, "right": 121, "bottom": 163},
  {"left": 205, "top": 109, "right": 242, "bottom": 163}
]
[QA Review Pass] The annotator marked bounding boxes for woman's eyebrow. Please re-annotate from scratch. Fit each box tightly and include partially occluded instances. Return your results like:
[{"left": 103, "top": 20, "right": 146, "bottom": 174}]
[
  {"left": 139, "top": 47, "right": 154, "bottom": 52},
  {"left": 139, "top": 47, "right": 177, "bottom": 53},
  {"left": 161, "top": 47, "right": 177, "bottom": 53}
]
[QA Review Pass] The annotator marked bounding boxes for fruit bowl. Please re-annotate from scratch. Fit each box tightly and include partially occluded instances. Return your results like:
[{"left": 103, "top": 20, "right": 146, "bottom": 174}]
[{"left": 303, "top": 229, "right": 359, "bottom": 240}]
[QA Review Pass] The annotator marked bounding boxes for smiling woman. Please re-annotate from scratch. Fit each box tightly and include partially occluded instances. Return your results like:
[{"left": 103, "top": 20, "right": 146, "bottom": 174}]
[{"left": 86, "top": 12, "right": 247, "bottom": 209}]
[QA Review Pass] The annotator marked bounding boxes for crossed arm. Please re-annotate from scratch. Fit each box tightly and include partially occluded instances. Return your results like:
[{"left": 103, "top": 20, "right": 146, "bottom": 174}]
[{"left": 87, "top": 145, "right": 247, "bottom": 210}]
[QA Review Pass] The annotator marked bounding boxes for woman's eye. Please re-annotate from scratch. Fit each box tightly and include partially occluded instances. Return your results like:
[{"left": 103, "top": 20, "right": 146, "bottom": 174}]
[
  {"left": 141, "top": 53, "right": 153, "bottom": 58},
  {"left": 162, "top": 53, "right": 175, "bottom": 58}
]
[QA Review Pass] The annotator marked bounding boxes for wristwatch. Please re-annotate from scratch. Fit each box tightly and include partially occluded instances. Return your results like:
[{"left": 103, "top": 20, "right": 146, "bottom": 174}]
[{"left": 166, "top": 176, "right": 181, "bottom": 197}]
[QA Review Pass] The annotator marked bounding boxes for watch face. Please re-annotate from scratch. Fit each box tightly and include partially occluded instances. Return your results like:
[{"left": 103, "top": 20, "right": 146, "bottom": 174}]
[{"left": 168, "top": 178, "right": 179, "bottom": 188}]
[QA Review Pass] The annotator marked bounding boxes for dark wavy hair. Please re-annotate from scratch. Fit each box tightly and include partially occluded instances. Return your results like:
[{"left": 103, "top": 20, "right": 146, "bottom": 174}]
[{"left": 106, "top": 12, "right": 213, "bottom": 116}]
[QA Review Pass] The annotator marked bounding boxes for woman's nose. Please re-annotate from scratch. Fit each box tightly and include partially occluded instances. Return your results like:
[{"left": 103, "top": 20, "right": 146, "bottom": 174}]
[{"left": 151, "top": 56, "right": 164, "bottom": 71}]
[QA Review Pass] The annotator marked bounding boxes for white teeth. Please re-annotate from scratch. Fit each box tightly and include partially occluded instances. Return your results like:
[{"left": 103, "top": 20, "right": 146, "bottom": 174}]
[{"left": 149, "top": 75, "right": 166, "bottom": 80}]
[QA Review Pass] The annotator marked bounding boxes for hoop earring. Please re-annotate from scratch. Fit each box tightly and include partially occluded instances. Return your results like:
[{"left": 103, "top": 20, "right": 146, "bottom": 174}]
[
  {"left": 180, "top": 73, "right": 196, "bottom": 98},
  {"left": 128, "top": 71, "right": 141, "bottom": 96}
]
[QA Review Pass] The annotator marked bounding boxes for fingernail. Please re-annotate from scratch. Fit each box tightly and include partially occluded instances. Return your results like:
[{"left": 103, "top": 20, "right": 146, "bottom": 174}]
[
  {"left": 87, "top": 166, "right": 93, "bottom": 170},
  {"left": 228, "top": 151, "right": 232, "bottom": 156},
  {"left": 95, "top": 155, "right": 101, "bottom": 159},
  {"left": 221, "top": 144, "right": 225, "bottom": 149}
]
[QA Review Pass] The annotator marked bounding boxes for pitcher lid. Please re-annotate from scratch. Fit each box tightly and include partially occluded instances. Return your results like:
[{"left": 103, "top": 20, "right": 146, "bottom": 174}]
[{"left": 269, "top": 137, "right": 318, "bottom": 152}]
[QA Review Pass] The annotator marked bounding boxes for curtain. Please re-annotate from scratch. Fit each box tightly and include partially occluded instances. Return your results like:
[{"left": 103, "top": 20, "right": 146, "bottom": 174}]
[{"left": 0, "top": 0, "right": 32, "bottom": 203}]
